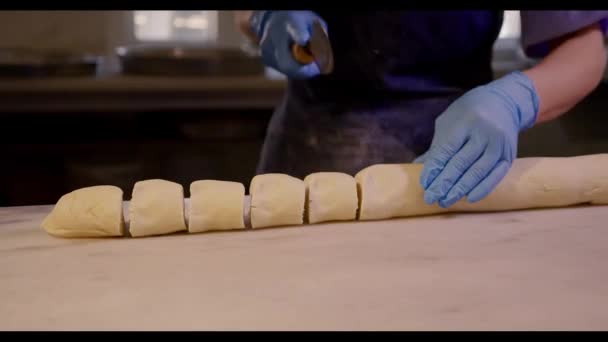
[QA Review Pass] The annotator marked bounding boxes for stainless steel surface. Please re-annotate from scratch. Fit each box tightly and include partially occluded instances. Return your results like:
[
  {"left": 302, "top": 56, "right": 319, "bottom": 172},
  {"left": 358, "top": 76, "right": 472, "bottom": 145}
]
[
  {"left": 115, "top": 44, "right": 265, "bottom": 77},
  {"left": 0, "top": 75, "right": 285, "bottom": 113},
  {"left": 0, "top": 47, "right": 100, "bottom": 78}
]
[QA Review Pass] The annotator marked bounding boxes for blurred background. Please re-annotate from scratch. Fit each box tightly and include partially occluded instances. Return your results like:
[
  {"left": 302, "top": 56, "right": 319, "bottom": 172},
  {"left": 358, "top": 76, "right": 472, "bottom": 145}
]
[{"left": 1, "top": 11, "right": 607, "bottom": 206}]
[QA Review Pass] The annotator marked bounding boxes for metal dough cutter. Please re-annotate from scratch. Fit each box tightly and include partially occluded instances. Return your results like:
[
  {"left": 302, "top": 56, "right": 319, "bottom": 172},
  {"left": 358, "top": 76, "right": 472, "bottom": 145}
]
[{"left": 291, "top": 19, "right": 334, "bottom": 74}]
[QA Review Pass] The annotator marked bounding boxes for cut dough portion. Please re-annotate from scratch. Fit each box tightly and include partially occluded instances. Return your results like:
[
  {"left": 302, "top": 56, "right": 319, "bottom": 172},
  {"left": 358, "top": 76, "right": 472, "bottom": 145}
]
[
  {"left": 355, "top": 163, "right": 433, "bottom": 220},
  {"left": 355, "top": 154, "right": 608, "bottom": 220},
  {"left": 249, "top": 173, "right": 305, "bottom": 229},
  {"left": 304, "top": 172, "right": 358, "bottom": 224},
  {"left": 41, "top": 185, "right": 125, "bottom": 238},
  {"left": 189, "top": 180, "right": 246, "bottom": 233},
  {"left": 129, "top": 179, "right": 187, "bottom": 237}
]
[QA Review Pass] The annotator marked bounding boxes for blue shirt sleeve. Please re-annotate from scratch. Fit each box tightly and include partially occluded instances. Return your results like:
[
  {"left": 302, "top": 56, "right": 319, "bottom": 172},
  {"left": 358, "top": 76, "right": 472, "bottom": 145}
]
[{"left": 520, "top": 11, "right": 608, "bottom": 58}]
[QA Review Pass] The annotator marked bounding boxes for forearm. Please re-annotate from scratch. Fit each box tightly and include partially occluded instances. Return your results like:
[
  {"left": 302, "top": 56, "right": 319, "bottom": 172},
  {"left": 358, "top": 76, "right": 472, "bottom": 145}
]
[{"left": 523, "top": 23, "right": 607, "bottom": 124}]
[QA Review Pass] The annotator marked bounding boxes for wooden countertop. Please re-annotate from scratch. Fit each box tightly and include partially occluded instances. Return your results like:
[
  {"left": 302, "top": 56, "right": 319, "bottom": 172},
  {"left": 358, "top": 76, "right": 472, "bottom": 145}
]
[{"left": 1, "top": 204, "right": 607, "bottom": 330}]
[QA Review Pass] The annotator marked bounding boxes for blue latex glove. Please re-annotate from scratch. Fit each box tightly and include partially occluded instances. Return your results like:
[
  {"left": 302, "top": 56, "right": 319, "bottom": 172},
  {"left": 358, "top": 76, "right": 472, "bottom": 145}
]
[
  {"left": 250, "top": 11, "right": 326, "bottom": 79},
  {"left": 414, "top": 71, "right": 540, "bottom": 208}
]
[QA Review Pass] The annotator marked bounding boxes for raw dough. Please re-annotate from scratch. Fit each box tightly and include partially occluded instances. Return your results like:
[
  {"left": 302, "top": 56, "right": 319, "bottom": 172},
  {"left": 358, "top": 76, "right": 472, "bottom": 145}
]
[
  {"left": 189, "top": 180, "right": 246, "bottom": 233},
  {"left": 355, "top": 163, "right": 431, "bottom": 220},
  {"left": 356, "top": 154, "right": 608, "bottom": 220},
  {"left": 129, "top": 179, "right": 187, "bottom": 237},
  {"left": 249, "top": 173, "right": 305, "bottom": 229},
  {"left": 41, "top": 185, "right": 125, "bottom": 238},
  {"left": 304, "top": 172, "right": 358, "bottom": 224}
]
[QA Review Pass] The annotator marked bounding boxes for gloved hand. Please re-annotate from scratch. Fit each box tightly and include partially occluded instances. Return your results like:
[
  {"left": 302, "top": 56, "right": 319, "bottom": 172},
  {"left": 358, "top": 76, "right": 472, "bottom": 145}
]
[
  {"left": 250, "top": 11, "right": 327, "bottom": 79},
  {"left": 414, "top": 71, "right": 540, "bottom": 208}
]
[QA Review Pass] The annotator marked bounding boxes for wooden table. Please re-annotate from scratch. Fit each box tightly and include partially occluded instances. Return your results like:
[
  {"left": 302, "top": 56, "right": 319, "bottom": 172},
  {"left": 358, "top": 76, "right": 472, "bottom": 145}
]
[{"left": 1, "top": 204, "right": 607, "bottom": 330}]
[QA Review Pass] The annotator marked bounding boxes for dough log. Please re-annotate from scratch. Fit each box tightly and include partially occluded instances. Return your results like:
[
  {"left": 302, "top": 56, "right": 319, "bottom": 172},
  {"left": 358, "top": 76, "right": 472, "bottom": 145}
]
[
  {"left": 304, "top": 172, "right": 358, "bottom": 224},
  {"left": 356, "top": 154, "right": 608, "bottom": 220},
  {"left": 249, "top": 173, "right": 305, "bottom": 229},
  {"left": 41, "top": 185, "right": 125, "bottom": 238},
  {"left": 189, "top": 180, "right": 245, "bottom": 233},
  {"left": 129, "top": 179, "right": 187, "bottom": 237}
]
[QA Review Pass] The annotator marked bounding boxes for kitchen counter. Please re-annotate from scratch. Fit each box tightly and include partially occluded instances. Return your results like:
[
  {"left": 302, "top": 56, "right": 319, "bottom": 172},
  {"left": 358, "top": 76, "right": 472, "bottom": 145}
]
[{"left": 1, "top": 203, "right": 607, "bottom": 330}]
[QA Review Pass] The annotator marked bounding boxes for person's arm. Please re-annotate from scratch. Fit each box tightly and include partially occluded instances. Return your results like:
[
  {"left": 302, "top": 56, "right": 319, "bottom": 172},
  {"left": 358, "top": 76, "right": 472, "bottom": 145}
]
[
  {"left": 416, "top": 20, "right": 607, "bottom": 209},
  {"left": 524, "top": 23, "right": 607, "bottom": 124}
]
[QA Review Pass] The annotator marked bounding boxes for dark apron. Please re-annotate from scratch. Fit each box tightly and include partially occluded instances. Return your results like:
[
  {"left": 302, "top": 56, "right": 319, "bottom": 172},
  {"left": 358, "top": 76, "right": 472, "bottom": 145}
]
[{"left": 257, "top": 11, "right": 504, "bottom": 179}]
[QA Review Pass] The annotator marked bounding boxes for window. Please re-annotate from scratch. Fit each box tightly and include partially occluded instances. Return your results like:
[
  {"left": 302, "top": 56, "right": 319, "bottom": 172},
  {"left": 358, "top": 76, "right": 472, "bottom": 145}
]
[
  {"left": 133, "top": 10, "right": 218, "bottom": 43},
  {"left": 129, "top": 10, "right": 525, "bottom": 78},
  {"left": 133, "top": 10, "right": 520, "bottom": 46}
]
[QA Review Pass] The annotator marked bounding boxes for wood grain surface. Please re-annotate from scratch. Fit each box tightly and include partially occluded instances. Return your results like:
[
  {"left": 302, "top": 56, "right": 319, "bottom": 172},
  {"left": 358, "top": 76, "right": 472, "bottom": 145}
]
[{"left": 0, "top": 203, "right": 607, "bottom": 330}]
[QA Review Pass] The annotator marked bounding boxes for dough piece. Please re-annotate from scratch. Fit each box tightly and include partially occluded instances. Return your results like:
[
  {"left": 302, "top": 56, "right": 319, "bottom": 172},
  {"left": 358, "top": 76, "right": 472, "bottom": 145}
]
[
  {"left": 304, "top": 172, "right": 358, "bottom": 224},
  {"left": 129, "top": 179, "right": 187, "bottom": 237},
  {"left": 355, "top": 163, "right": 435, "bottom": 220},
  {"left": 356, "top": 154, "right": 608, "bottom": 220},
  {"left": 41, "top": 185, "right": 125, "bottom": 238},
  {"left": 189, "top": 180, "right": 246, "bottom": 233},
  {"left": 249, "top": 173, "right": 305, "bottom": 229}
]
